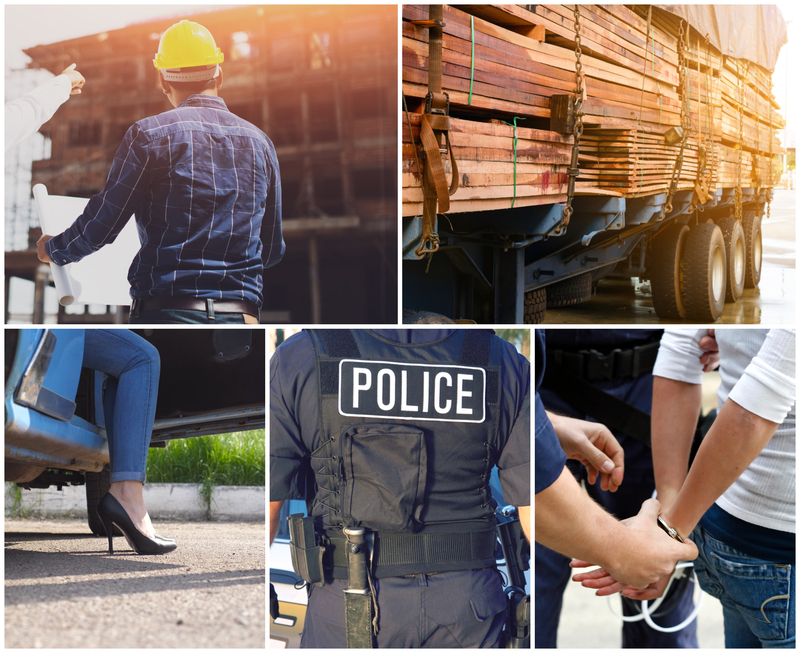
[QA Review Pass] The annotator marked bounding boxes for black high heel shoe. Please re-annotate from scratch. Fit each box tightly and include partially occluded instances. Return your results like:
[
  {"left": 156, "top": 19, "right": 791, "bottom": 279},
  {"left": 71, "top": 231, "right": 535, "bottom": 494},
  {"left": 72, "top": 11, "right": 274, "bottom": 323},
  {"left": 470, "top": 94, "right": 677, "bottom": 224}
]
[{"left": 97, "top": 493, "right": 177, "bottom": 555}]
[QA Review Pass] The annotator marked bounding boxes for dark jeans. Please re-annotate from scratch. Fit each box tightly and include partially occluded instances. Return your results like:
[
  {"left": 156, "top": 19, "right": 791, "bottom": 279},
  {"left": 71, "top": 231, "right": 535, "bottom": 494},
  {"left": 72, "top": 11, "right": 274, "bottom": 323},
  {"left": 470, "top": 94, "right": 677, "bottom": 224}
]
[
  {"left": 301, "top": 569, "right": 507, "bottom": 648},
  {"left": 129, "top": 308, "right": 247, "bottom": 324}
]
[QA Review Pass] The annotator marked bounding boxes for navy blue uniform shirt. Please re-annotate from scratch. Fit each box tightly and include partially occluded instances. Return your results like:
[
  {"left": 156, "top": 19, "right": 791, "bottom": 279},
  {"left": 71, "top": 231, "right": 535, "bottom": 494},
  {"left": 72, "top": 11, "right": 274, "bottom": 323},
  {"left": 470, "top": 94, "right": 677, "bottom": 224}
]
[
  {"left": 46, "top": 94, "right": 284, "bottom": 307},
  {"left": 270, "top": 329, "right": 530, "bottom": 509},
  {"left": 535, "top": 330, "right": 566, "bottom": 494}
]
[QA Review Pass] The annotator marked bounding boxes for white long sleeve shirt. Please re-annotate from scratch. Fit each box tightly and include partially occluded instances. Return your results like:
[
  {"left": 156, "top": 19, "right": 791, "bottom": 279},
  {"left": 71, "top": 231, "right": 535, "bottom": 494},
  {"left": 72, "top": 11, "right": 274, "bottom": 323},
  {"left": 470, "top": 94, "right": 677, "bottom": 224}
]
[
  {"left": 5, "top": 74, "right": 71, "bottom": 153},
  {"left": 654, "top": 329, "right": 796, "bottom": 533}
]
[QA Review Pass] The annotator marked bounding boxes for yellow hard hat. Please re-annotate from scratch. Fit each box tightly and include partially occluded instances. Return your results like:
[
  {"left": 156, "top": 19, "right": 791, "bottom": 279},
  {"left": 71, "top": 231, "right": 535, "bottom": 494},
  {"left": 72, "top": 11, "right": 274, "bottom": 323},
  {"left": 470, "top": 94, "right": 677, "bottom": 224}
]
[{"left": 153, "top": 20, "right": 224, "bottom": 79}]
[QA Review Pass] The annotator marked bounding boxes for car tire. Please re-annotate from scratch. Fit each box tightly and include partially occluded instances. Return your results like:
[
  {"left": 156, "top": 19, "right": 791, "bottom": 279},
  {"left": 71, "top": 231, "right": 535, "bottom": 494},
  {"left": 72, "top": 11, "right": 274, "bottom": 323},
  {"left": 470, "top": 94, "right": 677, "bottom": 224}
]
[
  {"left": 649, "top": 223, "right": 689, "bottom": 319},
  {"left": 716, "top": 216, "right": 746, "bottom": 302},
  {"left": 545, "top": 272, "right": 592, "bottom": 308},
  {"left": 523, "top": 288, "right": 546, "bottom": 324},
  {"left": 682, "top": 223, "right": 727, "bottom": 322},
  {"left": 742, "top": 210, "right": 762, "bottom": 288}
]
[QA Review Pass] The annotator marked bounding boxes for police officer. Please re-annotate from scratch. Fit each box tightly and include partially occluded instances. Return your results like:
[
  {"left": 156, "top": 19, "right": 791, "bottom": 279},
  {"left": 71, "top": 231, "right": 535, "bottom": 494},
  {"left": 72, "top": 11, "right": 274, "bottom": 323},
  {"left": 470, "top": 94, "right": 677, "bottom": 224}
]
[
  {"left": 270, "top": 328, "right": 530, "bottom": 648},
  {"left": 534, "top": 330, "right": 699, "bottom": 625},
  {"left": 536, "top": 329, "right": 714, "bottom": 648}
]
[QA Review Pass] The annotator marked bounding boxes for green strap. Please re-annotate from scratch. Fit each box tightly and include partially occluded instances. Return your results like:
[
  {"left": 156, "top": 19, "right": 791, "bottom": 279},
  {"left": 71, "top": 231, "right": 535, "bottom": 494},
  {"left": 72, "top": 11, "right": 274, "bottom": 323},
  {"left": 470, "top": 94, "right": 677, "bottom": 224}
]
[
  {"left": 468, "top": 16, "right": 475, "bottom": 105},
  {"left": 503, "top": 117, "right": 524, "bottom": 208}
]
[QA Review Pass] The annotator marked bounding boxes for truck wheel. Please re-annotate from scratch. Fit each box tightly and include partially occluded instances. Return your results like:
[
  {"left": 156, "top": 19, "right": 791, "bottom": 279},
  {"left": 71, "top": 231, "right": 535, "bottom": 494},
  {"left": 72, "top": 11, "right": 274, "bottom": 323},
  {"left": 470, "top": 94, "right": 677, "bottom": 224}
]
[
  {"left": 742, "top": 210, "right": 762, "bottom": 288},
  {"left": 682, "top": 223, "right": 727, "bottom": 322},
  {"left": 86, "top": 467, "right": 119, "bottom": 537},
  {"left": 716, "top": 217, "right": 745, "bottom": 302},
  {"left": 545, "top": 273, "right": 592, "bottom": 308},
  {"left": 523, "top": 288, "right": 546, "bottom": 324},
  {"left": 649, "top": 223, "right": 689, "bottom": 319}
]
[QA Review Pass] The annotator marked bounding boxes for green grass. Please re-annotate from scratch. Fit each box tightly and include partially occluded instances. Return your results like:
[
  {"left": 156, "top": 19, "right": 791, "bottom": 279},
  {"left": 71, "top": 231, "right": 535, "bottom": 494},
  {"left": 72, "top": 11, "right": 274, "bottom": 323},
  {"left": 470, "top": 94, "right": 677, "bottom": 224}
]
[{"left": 146, "top": 430, "right": 265, "bottom": 496}]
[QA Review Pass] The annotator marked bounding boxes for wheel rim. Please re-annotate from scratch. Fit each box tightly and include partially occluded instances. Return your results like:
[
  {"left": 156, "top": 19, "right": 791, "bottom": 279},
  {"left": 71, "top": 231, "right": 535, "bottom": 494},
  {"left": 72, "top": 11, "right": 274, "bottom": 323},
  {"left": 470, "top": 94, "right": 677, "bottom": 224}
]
[
  {"left": 734, "top": 239, "right": 745, "bottom": 286},
  {"left": 712, "top": 246, "right": 725, "bottom": 302}
]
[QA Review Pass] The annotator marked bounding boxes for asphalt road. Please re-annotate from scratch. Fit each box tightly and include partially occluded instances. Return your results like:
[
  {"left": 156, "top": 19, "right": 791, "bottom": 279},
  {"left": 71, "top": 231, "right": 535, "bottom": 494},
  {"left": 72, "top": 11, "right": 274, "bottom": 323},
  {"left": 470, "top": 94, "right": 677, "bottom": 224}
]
[
  {"left": 5, "top": 519, "right": 265, "bottom": 648},
  {"left": 544, "top": 187, "right": 796, "bottom": 324}
]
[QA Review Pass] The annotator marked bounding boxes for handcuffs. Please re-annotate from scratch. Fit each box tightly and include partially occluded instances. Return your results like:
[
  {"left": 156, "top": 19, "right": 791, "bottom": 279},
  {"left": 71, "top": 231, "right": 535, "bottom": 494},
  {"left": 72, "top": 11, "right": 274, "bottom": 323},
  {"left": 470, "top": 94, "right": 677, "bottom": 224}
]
[{"left": 656, "top": 516, "right": 685, "bottom": 543}]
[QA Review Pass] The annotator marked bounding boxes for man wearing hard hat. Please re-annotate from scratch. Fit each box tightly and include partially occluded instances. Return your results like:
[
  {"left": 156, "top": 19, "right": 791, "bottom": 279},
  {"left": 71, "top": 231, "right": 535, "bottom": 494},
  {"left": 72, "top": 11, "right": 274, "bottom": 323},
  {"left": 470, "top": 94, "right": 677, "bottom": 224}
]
[{"left": 37, "top": 20, "right": 284, "bottom": 324}]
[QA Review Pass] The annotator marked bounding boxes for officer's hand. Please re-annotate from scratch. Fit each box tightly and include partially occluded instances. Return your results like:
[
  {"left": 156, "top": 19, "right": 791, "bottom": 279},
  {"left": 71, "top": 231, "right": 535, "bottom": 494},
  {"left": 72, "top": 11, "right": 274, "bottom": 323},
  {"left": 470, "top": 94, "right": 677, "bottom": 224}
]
[
  {"left": 547, "top": 412, "right": 624, "bottom": 492},
  {"left": 699, "top": 328, "right": 720, "bottom": 372},
  {"left": 36, "top": 234, "right": 54, "bottom": 263},
  {"left": 570, "top": 499, "right": 697, "bottom": 591}
]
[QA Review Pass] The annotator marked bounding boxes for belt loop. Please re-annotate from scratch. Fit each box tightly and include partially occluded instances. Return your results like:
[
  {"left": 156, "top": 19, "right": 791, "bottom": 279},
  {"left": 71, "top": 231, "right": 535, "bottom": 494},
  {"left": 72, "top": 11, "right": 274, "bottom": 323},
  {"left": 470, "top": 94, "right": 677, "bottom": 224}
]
[{"left": 207, "top": 298, "right": 215, "bottom": 321}]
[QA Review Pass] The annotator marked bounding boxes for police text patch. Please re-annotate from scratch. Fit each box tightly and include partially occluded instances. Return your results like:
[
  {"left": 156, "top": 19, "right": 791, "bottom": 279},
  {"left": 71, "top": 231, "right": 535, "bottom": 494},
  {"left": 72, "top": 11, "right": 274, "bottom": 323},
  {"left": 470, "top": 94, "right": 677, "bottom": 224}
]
[{"left": 338, "top": 360, "right": 486, "bottom": 423}]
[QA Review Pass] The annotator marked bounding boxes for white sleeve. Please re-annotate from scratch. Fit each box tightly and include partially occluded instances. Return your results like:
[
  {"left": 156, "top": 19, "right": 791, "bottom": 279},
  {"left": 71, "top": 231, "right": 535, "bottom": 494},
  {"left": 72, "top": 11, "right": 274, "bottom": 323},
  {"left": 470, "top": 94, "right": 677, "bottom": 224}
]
[
  {"left": 652, "top": 328, "right": 706, "bottom": 385},
  {"left": 728, "top": 329, "right": 796, "bottom": 424},
  {"left": 5, "top": 75, "right": 71, "bottom": 153}
]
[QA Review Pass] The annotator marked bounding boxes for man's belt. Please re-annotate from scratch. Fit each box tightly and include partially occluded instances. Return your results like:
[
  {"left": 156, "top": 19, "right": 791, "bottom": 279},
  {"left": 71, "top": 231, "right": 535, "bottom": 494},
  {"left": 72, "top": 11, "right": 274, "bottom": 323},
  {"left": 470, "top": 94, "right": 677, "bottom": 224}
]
[
  {"left": 324, "top": 529, "right": 497, "bottom": 579},
  {"left": 132, "top": 296, "right": 259, "bottom": 318},
  {"left": 546, "top": 340, "right": 660, "bottom": 382}
]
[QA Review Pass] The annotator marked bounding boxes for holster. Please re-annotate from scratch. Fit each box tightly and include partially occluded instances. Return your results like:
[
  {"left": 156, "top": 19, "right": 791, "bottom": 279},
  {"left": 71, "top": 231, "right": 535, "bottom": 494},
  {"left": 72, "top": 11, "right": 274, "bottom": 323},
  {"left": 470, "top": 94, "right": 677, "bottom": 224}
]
[{"left": 287, "top": 513, "right": 325, "bottom": 586}]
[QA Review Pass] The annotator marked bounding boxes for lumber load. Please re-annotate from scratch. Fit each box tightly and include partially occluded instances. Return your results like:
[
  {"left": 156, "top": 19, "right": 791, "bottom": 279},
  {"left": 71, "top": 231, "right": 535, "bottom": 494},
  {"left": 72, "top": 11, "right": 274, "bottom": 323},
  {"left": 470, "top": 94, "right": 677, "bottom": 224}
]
[
  {"left": 403, "top": 4, "right": 682, "bottom": 130},
  {"left": 402, "top": 4, "right": 784, "bottom": 212},
  {"left": 402, "top": 113, "right": 571, "bottom": 215}
]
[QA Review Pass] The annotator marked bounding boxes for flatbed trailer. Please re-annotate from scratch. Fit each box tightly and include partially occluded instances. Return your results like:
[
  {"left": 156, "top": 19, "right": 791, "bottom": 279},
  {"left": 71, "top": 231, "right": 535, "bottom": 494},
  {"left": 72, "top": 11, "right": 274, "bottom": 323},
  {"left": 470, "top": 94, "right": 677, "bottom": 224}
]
[{"left": 401, "top": 4, "right": 786, "bottom": 323}]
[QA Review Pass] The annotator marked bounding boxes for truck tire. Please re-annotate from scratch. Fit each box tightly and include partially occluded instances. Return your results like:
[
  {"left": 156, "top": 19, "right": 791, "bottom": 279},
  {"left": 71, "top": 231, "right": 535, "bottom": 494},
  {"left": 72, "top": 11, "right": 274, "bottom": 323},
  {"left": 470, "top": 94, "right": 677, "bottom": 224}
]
[
  {"left": 86, "top": 467, "right": 119, "bottom": 537},
  {"left": 742, "top": 210, "right": 762, "bottom": 288},
  {"left": 649, "top": 223, "right": 689, "bottom": 319},
  {"left": 545, "top": 273, "right": 592, "bottom": 308},
  {"left": 682, "top": 223, "right": 727, "bottom": 322},
  {"left": 523, "top": 288, "right": 546, "bottom": 324},
  {"left": 716, "top": 217, "right": 746, "bottom": 302}
]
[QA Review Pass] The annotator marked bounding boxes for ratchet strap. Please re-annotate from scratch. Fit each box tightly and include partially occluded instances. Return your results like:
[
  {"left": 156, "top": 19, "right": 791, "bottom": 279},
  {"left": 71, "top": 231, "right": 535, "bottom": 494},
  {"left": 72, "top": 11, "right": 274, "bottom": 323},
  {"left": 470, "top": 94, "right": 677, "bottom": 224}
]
[{"left": 412, "top": 5, "right": 460, "bottom": 257}]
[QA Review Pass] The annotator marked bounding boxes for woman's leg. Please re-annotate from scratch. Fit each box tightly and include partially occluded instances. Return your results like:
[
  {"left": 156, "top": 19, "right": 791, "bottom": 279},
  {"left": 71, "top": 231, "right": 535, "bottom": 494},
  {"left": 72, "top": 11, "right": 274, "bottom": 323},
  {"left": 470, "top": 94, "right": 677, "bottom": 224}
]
[{"left": 83, "top": 329, "right": 160, "bottom": 538}]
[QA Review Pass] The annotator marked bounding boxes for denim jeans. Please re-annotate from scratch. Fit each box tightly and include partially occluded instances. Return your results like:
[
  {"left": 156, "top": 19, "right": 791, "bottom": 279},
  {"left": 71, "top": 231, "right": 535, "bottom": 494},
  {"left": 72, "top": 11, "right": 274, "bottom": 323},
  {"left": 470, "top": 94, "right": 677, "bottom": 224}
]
[
  {"left": 82, "top": 330, "right": 160, "bottom": 484},
  {"left": 128, "top": 308, "right": 247, "bottom": 324},
  {"left": 691, "top": 525, "right": 795, "bottom": 648}
]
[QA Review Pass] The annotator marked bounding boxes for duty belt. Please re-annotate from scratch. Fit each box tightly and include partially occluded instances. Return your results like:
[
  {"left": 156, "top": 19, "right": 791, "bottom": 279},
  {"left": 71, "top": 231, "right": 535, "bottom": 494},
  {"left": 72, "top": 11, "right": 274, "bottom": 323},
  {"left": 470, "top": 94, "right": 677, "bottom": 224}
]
[
  {"left": 323, "top": 529, "right": 497, "bottom": 579},
  {"left": 547, "top": 340, "right": 660, "bottom": 382}
]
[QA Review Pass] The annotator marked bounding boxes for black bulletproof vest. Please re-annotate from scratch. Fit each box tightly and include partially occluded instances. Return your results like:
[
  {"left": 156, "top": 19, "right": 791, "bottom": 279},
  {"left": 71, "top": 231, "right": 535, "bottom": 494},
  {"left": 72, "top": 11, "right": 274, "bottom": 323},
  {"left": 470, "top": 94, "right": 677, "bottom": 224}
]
[{"left": 306, "top": 329, "right": 502, "bottom": 538}]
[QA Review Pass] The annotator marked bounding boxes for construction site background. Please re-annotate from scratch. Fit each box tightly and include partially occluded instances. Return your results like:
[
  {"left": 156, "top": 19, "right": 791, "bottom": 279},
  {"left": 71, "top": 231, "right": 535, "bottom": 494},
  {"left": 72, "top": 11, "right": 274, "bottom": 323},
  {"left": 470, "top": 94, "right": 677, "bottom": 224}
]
[{"left": 5, "top": 5, "right": 397, "bottom": 324}]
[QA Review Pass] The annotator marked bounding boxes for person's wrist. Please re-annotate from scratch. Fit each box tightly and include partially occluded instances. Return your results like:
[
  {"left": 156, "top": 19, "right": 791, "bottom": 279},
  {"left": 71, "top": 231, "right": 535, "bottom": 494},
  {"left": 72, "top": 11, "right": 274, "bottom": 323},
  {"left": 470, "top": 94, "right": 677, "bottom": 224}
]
[{"left": 661, "top": 506, "right": 692, "bottom": 542}]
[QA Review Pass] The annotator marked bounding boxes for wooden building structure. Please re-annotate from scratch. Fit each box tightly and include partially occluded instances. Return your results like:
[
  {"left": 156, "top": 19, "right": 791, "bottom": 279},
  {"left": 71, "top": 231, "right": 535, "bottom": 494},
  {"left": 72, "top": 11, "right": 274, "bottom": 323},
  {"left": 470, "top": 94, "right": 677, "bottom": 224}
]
[{"left": 8, "top": 4, "right": 397, "bottom": 323}]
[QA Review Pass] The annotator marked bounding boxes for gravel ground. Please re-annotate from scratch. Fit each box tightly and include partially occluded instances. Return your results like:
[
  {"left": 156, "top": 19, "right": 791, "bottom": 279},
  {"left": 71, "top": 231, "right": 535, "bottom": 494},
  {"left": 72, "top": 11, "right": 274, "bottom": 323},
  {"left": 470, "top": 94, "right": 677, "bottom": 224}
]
[{"left": 5, "top": 518, "right": 265, "bottom": 648}]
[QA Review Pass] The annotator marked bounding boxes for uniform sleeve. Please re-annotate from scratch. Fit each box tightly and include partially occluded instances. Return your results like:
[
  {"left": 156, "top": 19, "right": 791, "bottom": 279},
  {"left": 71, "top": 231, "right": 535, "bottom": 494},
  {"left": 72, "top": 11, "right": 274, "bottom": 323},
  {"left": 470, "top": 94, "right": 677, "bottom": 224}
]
[
  {"left": 652, "top": 328, "right": 706, "bottom": 384},
  {"left": 269, "top": 332, "right": 317, "bottom": 501},
  {"left": 496, "top": 349, "right": 531, "bottom": 508},
  {"left": 728, "top": 329, "right": 796, "bottom": 424},
  {"left": 5, "top": 75, "right": 71, "bottom": 153},
  {"left": 534, "top": 391, "right": 566, "bottom": 494},
  {"left": 45, "top": 124, "right": 152, "bottom": 265}
]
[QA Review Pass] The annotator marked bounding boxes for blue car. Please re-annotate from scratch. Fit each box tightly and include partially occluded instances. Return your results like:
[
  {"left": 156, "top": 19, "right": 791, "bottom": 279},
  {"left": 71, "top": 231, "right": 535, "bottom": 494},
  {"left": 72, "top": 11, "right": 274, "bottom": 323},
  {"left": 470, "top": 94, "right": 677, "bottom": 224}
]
[{"left": 5, "top": 328, "right": 265, "bottom": 534}]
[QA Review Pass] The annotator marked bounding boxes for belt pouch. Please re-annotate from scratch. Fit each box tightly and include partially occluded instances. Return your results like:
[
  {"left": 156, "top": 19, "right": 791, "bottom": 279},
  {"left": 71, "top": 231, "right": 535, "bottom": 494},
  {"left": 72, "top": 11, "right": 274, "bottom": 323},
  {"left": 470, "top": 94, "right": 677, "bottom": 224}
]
[{"left": 288, "top": 513, "right": 325, "bottom": 585}]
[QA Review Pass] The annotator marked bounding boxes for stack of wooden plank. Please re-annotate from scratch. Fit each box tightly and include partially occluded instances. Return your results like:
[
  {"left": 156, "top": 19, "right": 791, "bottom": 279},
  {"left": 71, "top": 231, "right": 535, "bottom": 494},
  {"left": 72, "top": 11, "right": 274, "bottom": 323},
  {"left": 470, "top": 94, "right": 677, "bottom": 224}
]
[
  {"left": 402, "top": 4, "right": 784, "bottom": 213},
  {"left": 402, "top": 113, "right": 571, "bottom": 215}
]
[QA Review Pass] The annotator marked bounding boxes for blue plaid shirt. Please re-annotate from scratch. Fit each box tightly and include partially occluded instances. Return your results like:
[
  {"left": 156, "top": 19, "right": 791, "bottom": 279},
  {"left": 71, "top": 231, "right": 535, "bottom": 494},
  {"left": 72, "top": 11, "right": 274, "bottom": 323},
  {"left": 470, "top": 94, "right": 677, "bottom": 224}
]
[{"left": 46, "top": 94, "right": 284, "bottom": 307}]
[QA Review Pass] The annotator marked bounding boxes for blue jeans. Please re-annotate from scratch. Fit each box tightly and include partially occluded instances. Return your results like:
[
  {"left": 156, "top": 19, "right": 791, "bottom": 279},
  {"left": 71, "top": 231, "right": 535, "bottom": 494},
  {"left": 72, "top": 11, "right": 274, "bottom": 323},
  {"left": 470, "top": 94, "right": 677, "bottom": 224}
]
[
  {"left": 82, "top": 330, "right": 160, "bottom": 484},
  {"left": 128, "top": 308, "right": 248, "bottom": 324},
  {"left": 692, "top": 525, "right": 795, "bottom": 648}
]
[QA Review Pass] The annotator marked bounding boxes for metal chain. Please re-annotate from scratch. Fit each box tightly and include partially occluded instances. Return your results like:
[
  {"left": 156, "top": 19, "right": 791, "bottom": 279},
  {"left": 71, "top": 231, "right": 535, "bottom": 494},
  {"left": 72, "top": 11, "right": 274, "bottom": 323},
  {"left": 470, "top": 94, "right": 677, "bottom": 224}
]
[
  {"left": 768, "top": 94, "right": 773, "bottom": 220},
  {"left": 734, "top": 61, "right": 745, "bottom": 222},
  {"left": 705, "top": 35, "right": 715, "bottom": 193},
  {"left": 665, "top": 20, "right": 690, "bottom": 215},
  {"left": 559, "top": 4, "right": 585, "bottom": 235}
]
